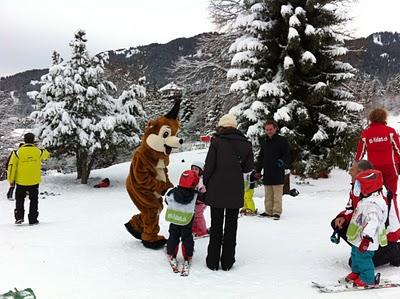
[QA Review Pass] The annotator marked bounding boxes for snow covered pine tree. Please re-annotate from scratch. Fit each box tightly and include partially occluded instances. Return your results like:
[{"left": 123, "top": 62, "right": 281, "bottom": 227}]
[
  {"left": 228, "top": 0, "right": 363, "bottom": 176},
  {"left": 29, "top": 30, "right": 145, "bottom": 183}
]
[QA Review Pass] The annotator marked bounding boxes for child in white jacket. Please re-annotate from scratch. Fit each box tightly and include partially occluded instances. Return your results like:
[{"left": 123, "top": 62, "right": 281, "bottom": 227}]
[{"left": 345, "top": 169, "right": 388, "bottom": 286}]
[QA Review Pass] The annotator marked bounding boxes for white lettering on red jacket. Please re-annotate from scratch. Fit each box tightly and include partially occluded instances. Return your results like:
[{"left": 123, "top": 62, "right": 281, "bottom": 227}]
[{"left": 356, "top": 123, "right": 400, "bottom": 166}]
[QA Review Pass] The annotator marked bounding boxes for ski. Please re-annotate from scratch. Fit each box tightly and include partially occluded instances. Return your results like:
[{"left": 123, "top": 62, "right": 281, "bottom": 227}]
[
  {"left": 180, "top": 260, "right": 190, "bottom": 276},
  {"left": 312, "top": 280, "right": 400, "bottom": 293},
  {"left": 167, "top": 255, "right": 180, "bottom": 273}
]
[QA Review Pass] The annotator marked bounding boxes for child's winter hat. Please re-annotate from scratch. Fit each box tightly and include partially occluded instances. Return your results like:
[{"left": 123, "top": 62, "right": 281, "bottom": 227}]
[
  {"left": 179, "top": 170, "right": 199, "bottom": 189},
  {"left": 191, "top": 161, "right": 205, "bottom": 172},
  {"left": 218, "top": 114, "right": 237, "bottom": 128}
]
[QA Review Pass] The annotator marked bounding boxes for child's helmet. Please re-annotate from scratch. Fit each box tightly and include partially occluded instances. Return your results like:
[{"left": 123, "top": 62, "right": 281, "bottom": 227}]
[
  {"left": 191, "top": 161, "right": 205, "bottom": 173},
  {"left": 355, "top": 169, "right": 384, "bottom": 197},
  {"left": 179, "top": 170, "right": 199, "bottom": 189}
]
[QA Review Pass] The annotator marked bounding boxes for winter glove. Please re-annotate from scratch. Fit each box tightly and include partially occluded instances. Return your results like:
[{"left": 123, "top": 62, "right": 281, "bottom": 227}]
[
  {"left": 252, "top": 172, "right": 262, "bottom": 181},
  {"left": 276, "top": 159, "right": 284, "bottom": 168},
  {"left": 358, "top": 236, "right": 373, "bottom": 253},
  {"left": 6, "top": 186, "right": 14, "bottom": 199}
]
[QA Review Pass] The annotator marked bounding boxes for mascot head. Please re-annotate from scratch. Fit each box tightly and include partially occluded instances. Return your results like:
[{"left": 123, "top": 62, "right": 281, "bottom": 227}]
[{"left": 143, "top": 99, "right": 183, "bottom": 156}]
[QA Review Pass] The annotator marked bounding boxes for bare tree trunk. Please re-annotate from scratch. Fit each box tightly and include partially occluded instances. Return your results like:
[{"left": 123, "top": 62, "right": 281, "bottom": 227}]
[
  {"left": 86, "top": 155, "right": 96, "bottom": 183},
  {"left": 76, "top": 151, "right": 82, "bottom": 180},
  {"left": 80, "top": 151, "right": 89, "bottom": 184}
]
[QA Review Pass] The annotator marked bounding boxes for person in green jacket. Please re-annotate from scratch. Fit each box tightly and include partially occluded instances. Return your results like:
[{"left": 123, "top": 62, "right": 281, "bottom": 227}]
[{"left": 7, "top": 133, "right": 49, "bottom": 225}]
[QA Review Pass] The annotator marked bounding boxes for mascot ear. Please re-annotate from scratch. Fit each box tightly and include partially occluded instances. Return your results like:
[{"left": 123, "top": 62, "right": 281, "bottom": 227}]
[
  {"left": 165, "top": 98, "right": 181, "bottom": 120},
  {"left": 147, "top": 120, "right": 156, "bottom": 129}
]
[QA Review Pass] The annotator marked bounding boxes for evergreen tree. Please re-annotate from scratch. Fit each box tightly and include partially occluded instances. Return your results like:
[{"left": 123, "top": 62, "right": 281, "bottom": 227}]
[
  {"left": 51, "top": 50, "right": 63, "bottom": 66},
  {"left": 205, "top": 99, "right": 223, "bottom": 134},
  {"left": 180, "top": 97, "right": 194, "bottom": 127},
  {"left": 30, "top": 30, "right": 145, "bottom": 183},
  {"left": 229, "top": 0, "right": 363, "bottom": 176}
]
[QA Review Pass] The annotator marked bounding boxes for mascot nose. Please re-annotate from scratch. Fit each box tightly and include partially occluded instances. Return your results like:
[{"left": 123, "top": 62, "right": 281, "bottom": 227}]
[{"left": 179, "top": 138, "right": 183, "bottom": 144}]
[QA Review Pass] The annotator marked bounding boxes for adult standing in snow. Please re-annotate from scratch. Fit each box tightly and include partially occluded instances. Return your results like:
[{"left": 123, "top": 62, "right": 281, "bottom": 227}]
[
  {"left": 203, "top": 114, "right": 254, "bottom": 271},
  {"left": 331, "top": 160, "right": 400, "bottom": 267},
  {"left": 7, "top": 133, "right": 49, "bottom": 225},
  {"left": 355, "top": 107, "right": 400, "bottom": 243},
  {"left": 355, "top": 108, "right": 400, "bottom": 202},
  {"left": 255, "top": 120, "right": 290, "bottom": 220}
]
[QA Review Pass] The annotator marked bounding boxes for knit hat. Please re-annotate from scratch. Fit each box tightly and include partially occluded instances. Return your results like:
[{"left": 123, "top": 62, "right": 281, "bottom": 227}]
[{"left": 218, "top": 114, "right": 237, "bottom": 128}]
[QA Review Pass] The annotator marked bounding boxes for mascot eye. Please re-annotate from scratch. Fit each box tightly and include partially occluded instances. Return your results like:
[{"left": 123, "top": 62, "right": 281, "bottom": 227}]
[{"left": 163, "top": 131, "right": 170, "bottom": 138}]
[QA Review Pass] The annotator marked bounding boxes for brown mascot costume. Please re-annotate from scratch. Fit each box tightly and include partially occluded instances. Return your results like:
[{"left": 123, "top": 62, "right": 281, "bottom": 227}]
[{"left": 125, "top": 99, "right": 182, "bottom": 249}]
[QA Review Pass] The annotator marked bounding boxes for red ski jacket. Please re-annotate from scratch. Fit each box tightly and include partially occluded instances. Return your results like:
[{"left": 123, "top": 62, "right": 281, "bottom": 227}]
[{"left": 355, "top": 123, "right": 400, "bottom": 167}]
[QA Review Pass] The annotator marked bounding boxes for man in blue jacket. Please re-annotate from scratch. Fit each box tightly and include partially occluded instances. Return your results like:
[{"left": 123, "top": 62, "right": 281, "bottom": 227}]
[{"left": 255, "top": 120, "right": 289, "bottom": 220}]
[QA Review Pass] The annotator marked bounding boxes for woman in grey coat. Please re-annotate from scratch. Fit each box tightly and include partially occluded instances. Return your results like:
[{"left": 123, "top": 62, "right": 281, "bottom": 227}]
[{"left": 203, "top": 114, "right": 254, "bottom": 271}]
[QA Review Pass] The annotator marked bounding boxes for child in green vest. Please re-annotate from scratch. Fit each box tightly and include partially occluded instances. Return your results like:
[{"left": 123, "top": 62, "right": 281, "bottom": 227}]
[
  {"left": 165, "top": 170, "right": 199, "bottom": 274},
  {"left": 240, "top": 171, "right": 258, "bottom": 216},
  {"left": 345, "top": 169, "right": 388, "bottom": 286}
]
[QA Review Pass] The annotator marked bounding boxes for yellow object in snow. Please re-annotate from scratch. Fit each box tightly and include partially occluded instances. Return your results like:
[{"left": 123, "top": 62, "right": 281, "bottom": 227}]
[
  {"left": 7, "top": 144, "right": 49, "bottom": 186},
  {"left": 244, "top": 188, "right": 256, "bottom": 212}
]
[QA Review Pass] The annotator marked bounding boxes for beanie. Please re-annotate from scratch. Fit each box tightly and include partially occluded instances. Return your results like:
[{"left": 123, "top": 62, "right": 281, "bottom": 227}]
[{"left": 217, "top": 114, "right": 237, "bottom": 128}]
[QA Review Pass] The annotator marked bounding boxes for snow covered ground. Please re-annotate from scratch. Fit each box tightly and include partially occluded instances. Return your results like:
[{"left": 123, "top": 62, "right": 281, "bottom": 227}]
[{"left": 1, "top": 148, "right": 399, "bottom": 298}]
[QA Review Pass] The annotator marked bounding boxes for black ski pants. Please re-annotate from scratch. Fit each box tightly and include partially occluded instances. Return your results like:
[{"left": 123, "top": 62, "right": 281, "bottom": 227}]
[
  {"left": 15, "top": 184, "right": 39, "bottom": 223},
  {"left": 331, "top": 218, "right": 400, "bottom": 267},
  {"left": 167, "top": 219, "right": 194, "bottom": 259},
  {"left": 206, "top": 207, "right": 239, "bottom": 271}
]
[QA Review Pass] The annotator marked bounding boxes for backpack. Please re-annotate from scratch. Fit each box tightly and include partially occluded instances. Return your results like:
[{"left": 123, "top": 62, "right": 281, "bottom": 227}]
[
  {"left": 4, "top": 150, "right": 18, "bottom": 172},
  {"left": 355, "top": 169, "right": 384, "bottom": 197}
]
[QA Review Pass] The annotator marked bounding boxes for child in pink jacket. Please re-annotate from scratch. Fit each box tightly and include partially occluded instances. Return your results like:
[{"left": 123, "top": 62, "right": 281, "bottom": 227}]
[{"left": 191, "top": 161, "right": 208, "bottom": 237}]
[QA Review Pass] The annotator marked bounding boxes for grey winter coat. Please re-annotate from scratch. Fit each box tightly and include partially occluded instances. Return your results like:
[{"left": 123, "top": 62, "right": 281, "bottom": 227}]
[{"left": 203, "top": 127, "right": 254, "bottom": 209}]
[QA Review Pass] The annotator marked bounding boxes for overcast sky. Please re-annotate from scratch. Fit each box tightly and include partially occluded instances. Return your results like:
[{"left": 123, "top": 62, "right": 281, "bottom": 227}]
[{"left": 1, "top": 0, "right": 399, "bottom": 77}]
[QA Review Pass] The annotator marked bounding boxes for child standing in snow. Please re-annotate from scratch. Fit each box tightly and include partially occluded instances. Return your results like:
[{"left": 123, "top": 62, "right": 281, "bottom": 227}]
[
  {"left": 240, "top": 171, "right": 258, "bottom": 216},
  {"left": 345, "top": 169, "right": 388, "bottom": 286},
  {"left": 190, "top": 161, "right": 208, "bottom": 237},
  {"left": 165, "top": 170, "right": 199, "bottom": 274}
]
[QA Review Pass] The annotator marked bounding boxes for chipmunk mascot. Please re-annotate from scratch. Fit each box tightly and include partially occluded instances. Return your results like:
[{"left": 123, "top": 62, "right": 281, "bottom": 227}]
[{"left": 125, "top": 99, "right": 182, "bottom": 249}]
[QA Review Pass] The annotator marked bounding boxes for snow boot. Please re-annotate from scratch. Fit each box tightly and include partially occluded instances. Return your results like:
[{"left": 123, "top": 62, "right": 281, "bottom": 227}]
[
  {"left": 345, "top": 272, "right": 359, "bottom": 282},
  {"left": 259, "top": 212, "right": 272, "bottom": 217},
  {"left": 124, "top": 222, "right": 142, "bottom": 240},
  {"left": 142, "top": 238, "right": 167, "bottom": 249},
  {"left": 353, "top": 278, "right": 368, "bottom": 287}
]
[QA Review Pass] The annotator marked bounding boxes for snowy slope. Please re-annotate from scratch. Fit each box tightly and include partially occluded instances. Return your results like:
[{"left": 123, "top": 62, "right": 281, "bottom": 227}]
[{"left": 1, "top": 148, "right": 399, "bottom": 298}]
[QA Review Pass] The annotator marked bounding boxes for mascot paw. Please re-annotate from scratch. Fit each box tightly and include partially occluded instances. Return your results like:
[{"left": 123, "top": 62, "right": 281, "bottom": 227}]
[
  {"left": 124, "top": 222, "right": 142, "bottom": 240},
  {"left": 142, "top": 238, "right": 167, "bottom": 249}
]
